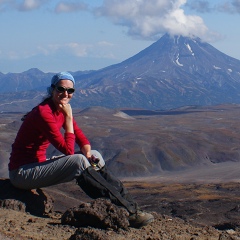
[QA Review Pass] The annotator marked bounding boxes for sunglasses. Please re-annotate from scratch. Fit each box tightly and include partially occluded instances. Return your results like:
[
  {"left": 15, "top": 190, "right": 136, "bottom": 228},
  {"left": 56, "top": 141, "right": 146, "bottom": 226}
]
[{"left": 55, "top": 86, "right": 75, "bottom": 94}]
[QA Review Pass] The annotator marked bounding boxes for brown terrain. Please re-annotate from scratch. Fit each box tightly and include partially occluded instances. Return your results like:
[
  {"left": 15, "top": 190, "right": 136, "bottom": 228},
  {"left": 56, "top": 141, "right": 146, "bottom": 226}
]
[{"left": 0, "top": 104, "right": 240, "bottom": 239}]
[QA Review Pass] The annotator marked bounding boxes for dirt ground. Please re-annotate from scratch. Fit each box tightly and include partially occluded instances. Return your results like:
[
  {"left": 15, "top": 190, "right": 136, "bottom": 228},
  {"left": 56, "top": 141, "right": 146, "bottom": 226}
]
[
  {"left": 1, "top": 160, "right": 240, "bottom": 240},
  {"left": 0, "top": 207, "right": 230, "bottom": 240},
  {"left": 0, "top": 178, "right": 240, "bottom": 240}
]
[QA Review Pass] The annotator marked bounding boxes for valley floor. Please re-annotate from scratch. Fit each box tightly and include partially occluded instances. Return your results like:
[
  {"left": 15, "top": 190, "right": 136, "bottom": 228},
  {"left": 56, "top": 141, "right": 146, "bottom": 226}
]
[{"left": 124, "top": 161, "right": 240, "bottom": 183}]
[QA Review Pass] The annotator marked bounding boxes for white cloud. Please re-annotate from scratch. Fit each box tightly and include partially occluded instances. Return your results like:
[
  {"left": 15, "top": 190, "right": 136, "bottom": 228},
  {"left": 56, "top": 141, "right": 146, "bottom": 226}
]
[
  {"left": 0, "top": 43, "right": 80, "bottom": 59},
  {"left": 1, "top": 40, "right": 117, "bottom": 62},
  {"left": 44, "top": 41, "right": 116, "bottom": 59},
  {"left": 18, "top": 0, "right": 48, "bottom": 11},
  {"left": 94, "top": 0, "right": 213, "bottom": 40},
  {"left": 164, "top": 8, "right": 208, "bottom": 37},
  {"left": 0, "top": 49, "right": 30, "bottom": 60},
  {"left": 55, "top": 1, "right": 88, "bottom": 13},
  {"left": 0, "top": 0, "right": 86, "bottom": 12},
  {"left": 64, "top": 42, "right": 90, "bottom": 57},
  {"left": 97, "top": 41, "right": 115, "bottom": 47},
  {"left": 37, "top": 42, "right": 91, "bottom": 57}
]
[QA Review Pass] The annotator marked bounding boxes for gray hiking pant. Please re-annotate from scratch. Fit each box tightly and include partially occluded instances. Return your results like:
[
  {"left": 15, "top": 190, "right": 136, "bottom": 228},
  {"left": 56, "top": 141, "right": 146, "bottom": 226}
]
[{"left": 9, "top": 150, "right": 105, "bottom": 190}]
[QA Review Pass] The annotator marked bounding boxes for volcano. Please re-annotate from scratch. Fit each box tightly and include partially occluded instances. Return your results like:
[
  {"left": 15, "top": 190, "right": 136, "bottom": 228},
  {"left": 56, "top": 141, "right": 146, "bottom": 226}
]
[{"left": 73, "top": 33, "right": 240, "bottom": 110}]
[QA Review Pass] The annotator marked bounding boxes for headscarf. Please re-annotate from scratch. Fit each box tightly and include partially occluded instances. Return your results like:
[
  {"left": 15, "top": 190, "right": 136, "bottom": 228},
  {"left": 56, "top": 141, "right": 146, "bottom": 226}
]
[{"left": 47, "top": 71, "right": 75, "bottom": 95}]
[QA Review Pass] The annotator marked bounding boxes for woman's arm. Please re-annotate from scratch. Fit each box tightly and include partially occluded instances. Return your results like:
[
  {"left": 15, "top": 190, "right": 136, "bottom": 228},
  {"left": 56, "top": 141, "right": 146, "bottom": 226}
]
[
  {"left": 59, "top": 103, "right": 74, "bottom": 134},
  {"left": 80, "top": 144, "right": 92, "bottom": 159},
  {"left": 73, "top": 118, "right": 91, "bottom": 152},
  {"left": 38, "top": 104, "right": 75, "bottom": 155}
]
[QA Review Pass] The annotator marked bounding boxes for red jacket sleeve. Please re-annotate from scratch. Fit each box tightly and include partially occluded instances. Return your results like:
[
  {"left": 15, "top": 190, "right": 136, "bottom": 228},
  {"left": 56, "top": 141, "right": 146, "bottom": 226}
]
[
  {"left": 37, "top": 105, "right": 76, "bottom": 155},
  {"left": 73, "top": 118, "right": 91, "bottom": 148}
]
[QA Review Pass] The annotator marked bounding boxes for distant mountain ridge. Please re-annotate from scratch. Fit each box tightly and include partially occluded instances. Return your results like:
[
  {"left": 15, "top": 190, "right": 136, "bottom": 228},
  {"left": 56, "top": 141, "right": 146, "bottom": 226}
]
[{"left": 1, "top": 33, "right": 240, "bottom": 112}]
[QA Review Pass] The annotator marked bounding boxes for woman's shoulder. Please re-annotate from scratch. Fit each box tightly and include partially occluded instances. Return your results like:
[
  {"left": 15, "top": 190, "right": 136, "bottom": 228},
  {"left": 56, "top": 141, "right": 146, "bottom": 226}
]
[
  {"left": 39, "top": 99, "right": 56, "bottom": 111},
  {"left": 36, "top": 99, "right": 57, "bottom": 118},
  {"left": 21, "top": 99, "right": 57, "bottom": 122}
]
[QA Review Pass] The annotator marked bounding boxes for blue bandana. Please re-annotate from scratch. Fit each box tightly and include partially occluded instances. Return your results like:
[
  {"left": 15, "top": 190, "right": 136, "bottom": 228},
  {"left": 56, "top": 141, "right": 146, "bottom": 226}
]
[{"left": 47, "top": 71, "right": 75, "bottom": 95}]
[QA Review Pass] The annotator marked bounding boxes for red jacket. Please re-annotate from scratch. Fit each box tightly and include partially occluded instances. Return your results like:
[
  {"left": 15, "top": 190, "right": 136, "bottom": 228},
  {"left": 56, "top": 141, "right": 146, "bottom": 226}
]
[{"left": 9, "top": 99, "right": 90, "bottom": 170}]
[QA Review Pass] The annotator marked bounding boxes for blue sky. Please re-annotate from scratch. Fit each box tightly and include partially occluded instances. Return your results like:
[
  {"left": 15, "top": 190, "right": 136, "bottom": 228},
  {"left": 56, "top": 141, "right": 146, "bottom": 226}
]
[{"left": 0, "top": 0, "right": 239, "bottom": 73}]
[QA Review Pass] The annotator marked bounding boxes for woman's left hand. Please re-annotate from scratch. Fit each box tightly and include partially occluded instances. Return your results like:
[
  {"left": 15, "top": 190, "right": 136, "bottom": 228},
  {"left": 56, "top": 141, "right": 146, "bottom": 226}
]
[{"left": 81, "top": 144, "right": 92, "bottom": 159}]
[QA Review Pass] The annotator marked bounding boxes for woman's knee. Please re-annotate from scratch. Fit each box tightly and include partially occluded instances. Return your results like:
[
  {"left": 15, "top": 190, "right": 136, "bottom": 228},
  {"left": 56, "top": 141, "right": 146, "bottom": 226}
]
[
  {"left": 90, "top": 150, "right": 105, "bottom": 169},
  {"left": 91, "top": 150, "right": 101, "bottom": 157},
  {"left": 73, "top": 154, "right": 91, "bottom": 171}
]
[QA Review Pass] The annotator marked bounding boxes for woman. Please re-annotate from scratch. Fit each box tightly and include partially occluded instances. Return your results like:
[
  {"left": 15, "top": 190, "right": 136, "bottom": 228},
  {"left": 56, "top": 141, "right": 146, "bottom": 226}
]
[{"left": 8, "top": 71, "right": 154, "bottom": 228}]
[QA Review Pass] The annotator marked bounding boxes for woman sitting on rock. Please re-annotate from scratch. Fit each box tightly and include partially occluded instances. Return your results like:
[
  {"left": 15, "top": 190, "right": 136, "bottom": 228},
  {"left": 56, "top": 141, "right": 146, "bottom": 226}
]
[{"left": 8, "top": 71, "right": 154, "bottom": 228}]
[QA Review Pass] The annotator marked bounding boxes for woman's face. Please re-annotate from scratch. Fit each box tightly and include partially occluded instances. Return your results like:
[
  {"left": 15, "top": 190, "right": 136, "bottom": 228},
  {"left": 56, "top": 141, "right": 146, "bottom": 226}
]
[{"left": 52, "top": 80, "right": 74, "bottom": 107}]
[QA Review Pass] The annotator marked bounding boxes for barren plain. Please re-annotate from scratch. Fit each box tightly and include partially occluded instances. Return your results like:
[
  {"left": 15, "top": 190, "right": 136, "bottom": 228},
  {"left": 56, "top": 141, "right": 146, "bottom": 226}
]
[{"left": 0, "top": 104, "right": 240, "bottom": 239}]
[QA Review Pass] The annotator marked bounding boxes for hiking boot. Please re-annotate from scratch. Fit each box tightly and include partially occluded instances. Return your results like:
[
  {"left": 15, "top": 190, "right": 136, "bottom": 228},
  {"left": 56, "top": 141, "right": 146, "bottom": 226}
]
[{"left": 128, "top": 210, "right": 154, "bottom": 228}]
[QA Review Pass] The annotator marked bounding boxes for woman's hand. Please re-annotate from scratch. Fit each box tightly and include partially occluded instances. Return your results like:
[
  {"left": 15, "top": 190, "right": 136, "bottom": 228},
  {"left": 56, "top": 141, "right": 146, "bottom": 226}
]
[
  {"left": 81, "top": 144, "right": 92, "bottom": 159},
  {"left": 58, "top": 103, "right": 73, "bottom": 118},
  {"left": 59, "top": 104, "right": 74, "bottom": 133}
]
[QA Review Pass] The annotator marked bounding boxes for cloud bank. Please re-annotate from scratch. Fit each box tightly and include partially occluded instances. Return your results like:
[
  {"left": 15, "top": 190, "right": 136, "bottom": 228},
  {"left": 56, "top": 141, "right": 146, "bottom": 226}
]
[
  {"left": 0, "top": 0, "right": 239, "bottom": 40},
  {"left": 18, "top": 0, "right": 47, "bottom": 11},
  {"left": 0, "top": 0, "right": 49, "bottom": 11},
  {"left": 94, "top": 0, "right": 211, "bottom": 41}
]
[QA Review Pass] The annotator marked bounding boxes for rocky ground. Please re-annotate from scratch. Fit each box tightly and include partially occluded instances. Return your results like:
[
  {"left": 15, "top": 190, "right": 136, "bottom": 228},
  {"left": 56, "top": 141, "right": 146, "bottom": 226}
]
[
  {"left": 0, "top": 176, "right": 240, "bottom": 240},
  {"left": 0, "top": 207, "right": 230, "bottom": 240},
  {"left": 1, "top": 105, "right": 240, "bottom": 239}
]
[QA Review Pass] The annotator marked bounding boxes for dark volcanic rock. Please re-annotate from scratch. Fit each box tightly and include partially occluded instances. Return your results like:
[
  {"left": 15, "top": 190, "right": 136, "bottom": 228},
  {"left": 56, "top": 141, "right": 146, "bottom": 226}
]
[
  {"left": 1, "top": 181, "right": 240, "bottom": 239},
  {"left": 226, "top": 205, "right": 240, "bottom": 221},
  {"left": 0, "top": 199, "right": 26, "bottom": 212},
  {"left": 0, "top": 178, "right": 54, "bottom": 216},
  {"left": 61, "top": 198, "right": 129, "bottom": 230},
  {"left": 69, "top": 228, "right": 113, "bottom": 240}
]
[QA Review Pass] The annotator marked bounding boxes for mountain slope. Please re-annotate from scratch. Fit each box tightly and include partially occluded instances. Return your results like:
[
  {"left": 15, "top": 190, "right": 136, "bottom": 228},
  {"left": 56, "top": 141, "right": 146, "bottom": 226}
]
[
  {"left": 73, "top": 33, "right": 240, "bottom": 110},
  {"left": 1, "top": 34, "right": 240, "bottom": 111}
]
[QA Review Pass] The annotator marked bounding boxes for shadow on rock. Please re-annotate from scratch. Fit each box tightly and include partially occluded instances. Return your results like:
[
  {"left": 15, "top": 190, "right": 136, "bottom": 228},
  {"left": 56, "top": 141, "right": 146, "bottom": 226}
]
[{"left": 0, "top": 178, "right": 54, "bottom": 216}]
